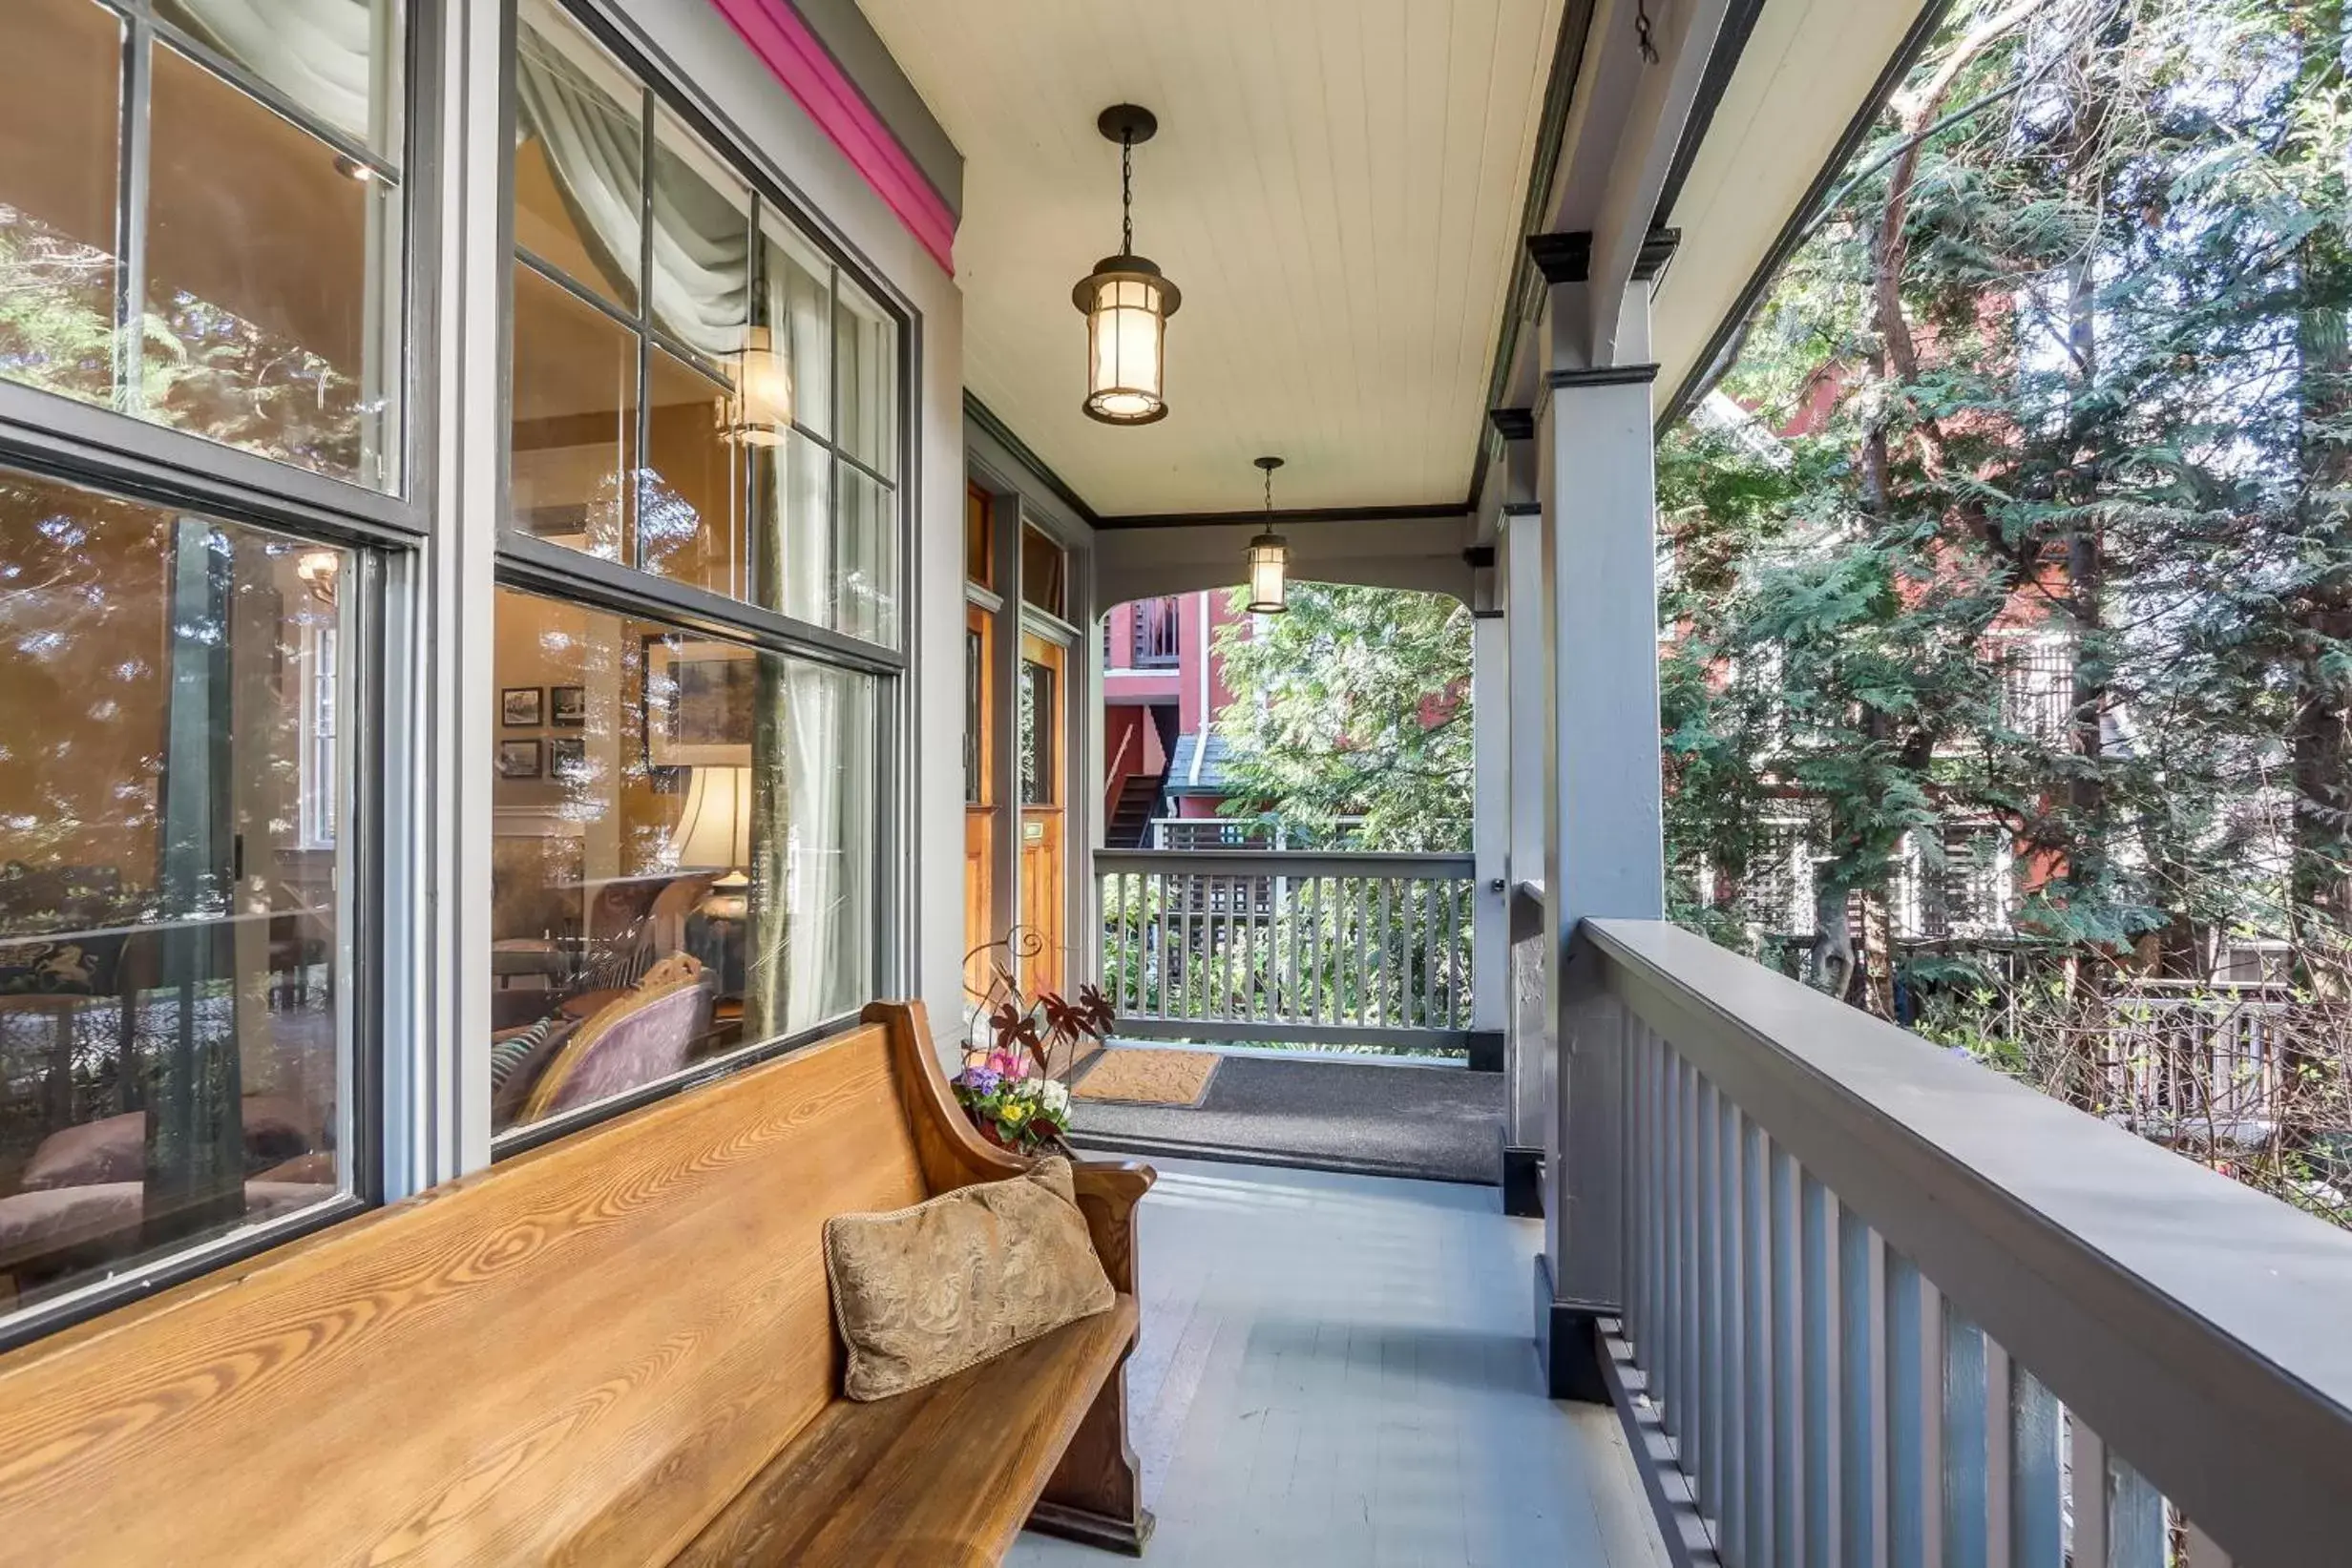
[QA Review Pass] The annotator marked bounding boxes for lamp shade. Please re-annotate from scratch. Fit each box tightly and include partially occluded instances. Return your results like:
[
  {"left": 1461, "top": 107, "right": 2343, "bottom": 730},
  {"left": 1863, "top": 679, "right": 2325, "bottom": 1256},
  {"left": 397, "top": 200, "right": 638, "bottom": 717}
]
[
  {"left": 1246, "top": 529, "right": 1289, "bottom": 615},
  {"left": 669, "top": 764, "right": 752, "bottom": 874},
  {"left": 723, "top": 324, "right": 792, "bottom": 447},
  {"left": 1075, "top": 257, "right": 1179, "bottom": 425}
]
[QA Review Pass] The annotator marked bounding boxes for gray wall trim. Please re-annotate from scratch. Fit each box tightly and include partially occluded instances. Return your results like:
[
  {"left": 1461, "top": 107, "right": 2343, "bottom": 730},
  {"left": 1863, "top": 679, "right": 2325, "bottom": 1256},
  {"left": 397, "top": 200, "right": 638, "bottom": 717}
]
[
  {"left": 1586, "top": 915, "right": 2352, "bottom": 1566},
  {"left": 1648, "top": 0, "right": 1771, "bottom": 233},
  {"left": 1097, "top": 501, "right": 1466, "bottom": 533},
  {"left": 1655, "top": 0, "right": 1955, "bottom": 434},
  {"left": 1546, "top": 364, "right": 1661, "bottom": 387},
  {"left": 769, "top": 0, "right": 963, "bottom": 218},
  {"left": 965, "top": 393, "right": 1101, "bottom": 532}
]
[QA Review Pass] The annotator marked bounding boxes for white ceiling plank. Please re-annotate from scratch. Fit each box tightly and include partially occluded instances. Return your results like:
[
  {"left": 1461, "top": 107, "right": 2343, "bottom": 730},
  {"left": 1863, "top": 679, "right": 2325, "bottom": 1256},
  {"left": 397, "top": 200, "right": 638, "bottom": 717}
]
[{"left": 859, "top": 0, "right": 1567, "bottom": 516}]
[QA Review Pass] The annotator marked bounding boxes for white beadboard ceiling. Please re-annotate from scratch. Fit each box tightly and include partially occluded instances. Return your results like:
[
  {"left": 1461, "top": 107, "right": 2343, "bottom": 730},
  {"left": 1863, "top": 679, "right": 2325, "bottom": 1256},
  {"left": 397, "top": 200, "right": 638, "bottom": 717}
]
[{"left": 857, "top": 0, "right": 1565, "bottom": 519}]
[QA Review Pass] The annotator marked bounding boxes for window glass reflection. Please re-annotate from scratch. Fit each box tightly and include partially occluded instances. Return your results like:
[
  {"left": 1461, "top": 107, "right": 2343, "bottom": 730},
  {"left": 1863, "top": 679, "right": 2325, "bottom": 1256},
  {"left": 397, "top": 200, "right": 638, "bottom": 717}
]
[
  {"left": 0, "top": 468, "right": 351, "bottom": 1320},
  {"left": 488, "top": 589, "right": 876, "bottom": 1139},
  {"left": 147, "top": 44, "right": 399, "bottom": 488},
  {"left": 648, "top": 112, "right": 749, "bottom": 358},
  {"left": 514, "top": 0, "right": 643, "bottom": 312},
  {"left": 641, "top": 345, "right": 742, "bottom": 597},
  {"left": 511, "top": 261, "right": 634, "bottom": 561},
  {"left": 156, "top": 0, "right": 407, "bottom": 155},
  {"left": 0, "top": 0, "right": 122, "bottom": 410}
]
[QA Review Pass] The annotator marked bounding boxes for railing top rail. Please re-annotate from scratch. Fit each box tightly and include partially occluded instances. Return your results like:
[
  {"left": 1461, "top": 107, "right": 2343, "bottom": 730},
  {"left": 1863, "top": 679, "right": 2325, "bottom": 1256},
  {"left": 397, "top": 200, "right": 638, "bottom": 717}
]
[
  {"left": 1585, "top": 916, "right": 2352, "bottom": 1562},
  {"left": 1094, "top": 849, "right": 1475, "bottom": 878}
]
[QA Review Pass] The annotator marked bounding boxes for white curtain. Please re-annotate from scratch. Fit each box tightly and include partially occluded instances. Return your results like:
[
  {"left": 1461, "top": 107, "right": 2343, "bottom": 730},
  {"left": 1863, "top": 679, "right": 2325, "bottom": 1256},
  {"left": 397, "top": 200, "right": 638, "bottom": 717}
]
[
  {"left": 169, "top": 0, "right": 380, "bottom": 142},
  {"left": 514, "top": 7, "right": 748, "bottom": 357}
]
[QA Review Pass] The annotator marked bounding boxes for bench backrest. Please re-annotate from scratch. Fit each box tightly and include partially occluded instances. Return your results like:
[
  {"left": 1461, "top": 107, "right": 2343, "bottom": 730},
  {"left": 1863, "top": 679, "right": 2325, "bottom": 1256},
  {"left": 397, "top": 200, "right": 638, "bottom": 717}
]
[{"left": 0, "top": 1006, "right": 963, "bottom": 1564}]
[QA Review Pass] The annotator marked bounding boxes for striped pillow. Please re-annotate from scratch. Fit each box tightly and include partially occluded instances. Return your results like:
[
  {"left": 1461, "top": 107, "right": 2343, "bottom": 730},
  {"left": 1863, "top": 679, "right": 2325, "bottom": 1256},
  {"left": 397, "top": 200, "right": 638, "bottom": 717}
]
[{"left": 490, "top": 1015, "right": 565, "bottom": 1091}]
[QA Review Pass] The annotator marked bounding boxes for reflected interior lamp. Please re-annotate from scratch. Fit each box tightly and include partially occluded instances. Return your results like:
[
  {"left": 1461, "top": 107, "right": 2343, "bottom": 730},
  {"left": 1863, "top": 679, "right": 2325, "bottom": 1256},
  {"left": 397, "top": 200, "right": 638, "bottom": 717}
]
[
  {"left": 1246, "top": 456, "right": 1289, "bottom": 615},
  {"left": 724, "top": 324, "right": 792, "bottom": 447},
  {"left": 669, "top": 764, "right": 753, "bottom": 920},
  {"left": 295, "top": 548, "right": 341, "bottom": 605},
  {"left": 1074, "top": 105, "right": 1180, "bottom": 426}
]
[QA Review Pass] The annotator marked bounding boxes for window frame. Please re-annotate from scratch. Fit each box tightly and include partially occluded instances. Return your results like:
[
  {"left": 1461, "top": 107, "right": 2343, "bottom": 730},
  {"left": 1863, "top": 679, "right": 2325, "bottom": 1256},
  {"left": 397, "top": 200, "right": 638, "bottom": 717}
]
[
  {"left": 486, "top": 0, "right": 914, "bottom": 1156},
  {"left": 0, "top": 0, "right": 432, "bottom": 1348}
]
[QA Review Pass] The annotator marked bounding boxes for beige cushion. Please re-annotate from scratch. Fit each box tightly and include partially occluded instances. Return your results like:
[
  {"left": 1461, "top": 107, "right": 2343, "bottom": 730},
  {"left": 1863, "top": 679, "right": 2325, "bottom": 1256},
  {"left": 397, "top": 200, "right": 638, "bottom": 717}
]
[{"left": 823, "top": 1158, "right": 1115, "bottom": 1402}]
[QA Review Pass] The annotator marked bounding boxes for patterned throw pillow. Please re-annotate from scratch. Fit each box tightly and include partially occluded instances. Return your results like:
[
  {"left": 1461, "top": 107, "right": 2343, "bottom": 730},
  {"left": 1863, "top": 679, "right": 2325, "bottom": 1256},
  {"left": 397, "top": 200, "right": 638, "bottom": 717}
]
[
  {"left": 490, "top": 1015, "right": 564, "bottom": 1091},
  {"left": 822, "top": 1157, "right": 1115, "bottom": 1402}
]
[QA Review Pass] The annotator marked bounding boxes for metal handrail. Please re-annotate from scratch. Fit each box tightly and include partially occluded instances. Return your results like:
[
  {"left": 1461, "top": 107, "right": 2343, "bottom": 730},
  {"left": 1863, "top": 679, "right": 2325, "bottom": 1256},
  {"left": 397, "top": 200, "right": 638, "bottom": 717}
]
[
  {"left": 1581, "top": 916, "right": 2352, "bottom": 1565},
  {"left": 1097, "top": 848, "right": 1475, "bottom": 879}
]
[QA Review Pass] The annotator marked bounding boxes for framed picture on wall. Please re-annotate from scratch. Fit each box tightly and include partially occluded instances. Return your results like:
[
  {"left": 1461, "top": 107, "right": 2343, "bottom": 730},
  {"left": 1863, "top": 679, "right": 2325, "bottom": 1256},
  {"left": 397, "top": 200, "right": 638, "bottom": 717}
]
[
  {"left": 549, "top": 737, "right": 587, "bottom": 781},
  {"left": 497, "top": 739, "right": 542, "bottom": 780},
  {"left": 549, "top": 685, "right": 587, "bottom": 727},
  {"left": 643, "top": 638, "right": 757, "bottom": 767},
  {"left": 500, "top": 687, "right": 543, "bottom": 728}
]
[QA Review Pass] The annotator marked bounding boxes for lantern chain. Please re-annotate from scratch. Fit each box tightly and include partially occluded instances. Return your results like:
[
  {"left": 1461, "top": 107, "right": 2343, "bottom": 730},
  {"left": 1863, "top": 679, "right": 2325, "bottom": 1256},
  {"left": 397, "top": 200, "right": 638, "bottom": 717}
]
[
  {"left": 1121, "top": 131, "right": 1135, "bottom": 256},
  {"left": 1634, "top": 0, "right": 1659, "bottom": 63},
  {"left": 1263, "top": 464, "right": 1274, "bottom": 513}
]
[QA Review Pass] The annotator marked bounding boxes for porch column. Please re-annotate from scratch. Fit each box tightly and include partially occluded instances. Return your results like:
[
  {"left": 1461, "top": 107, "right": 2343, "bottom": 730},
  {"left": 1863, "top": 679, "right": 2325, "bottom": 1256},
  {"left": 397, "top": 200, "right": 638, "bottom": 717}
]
[
  {"left": 1535, "top": 285, "right": 1665, "bottom": 1401},
  {"left": 1501, "top": 502, "right": 1548, "bottom": 1219},
  {"left": 1469, "top": 577, "right": 1507, "bottom": 1079}
]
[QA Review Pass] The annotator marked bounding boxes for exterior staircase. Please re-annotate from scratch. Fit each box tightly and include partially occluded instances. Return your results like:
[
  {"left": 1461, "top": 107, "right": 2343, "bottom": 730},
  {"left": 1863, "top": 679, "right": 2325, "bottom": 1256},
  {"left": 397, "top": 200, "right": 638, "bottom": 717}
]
[{"left": 1108, "top": 770, "right": 1166, "bottom": 848}]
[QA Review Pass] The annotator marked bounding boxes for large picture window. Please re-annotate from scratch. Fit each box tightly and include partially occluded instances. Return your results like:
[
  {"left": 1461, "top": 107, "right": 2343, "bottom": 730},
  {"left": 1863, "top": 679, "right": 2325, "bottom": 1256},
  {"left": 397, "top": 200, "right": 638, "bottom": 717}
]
[
  {"left": 509, "top": 0, "right": 900, "bottom": 648},
  {"left": 0, "top": 465, "right": 361, "bottom": 1325},
  {"left": 0, "top": 0, "right": 407, "bottom": 490},
  {"left": 486, "top": 590, "right": 878, "bottom": 1139},
  {"left": 494, "top": 2, "right": 903, "bottom": 1145}
]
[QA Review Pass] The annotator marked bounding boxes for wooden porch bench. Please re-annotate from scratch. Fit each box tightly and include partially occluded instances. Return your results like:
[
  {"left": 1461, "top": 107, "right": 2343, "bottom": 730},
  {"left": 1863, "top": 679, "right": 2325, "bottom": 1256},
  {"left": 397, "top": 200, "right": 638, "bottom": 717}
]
[{"left": 0, "top": 1001, "right": 1154, "bottom": 1566}]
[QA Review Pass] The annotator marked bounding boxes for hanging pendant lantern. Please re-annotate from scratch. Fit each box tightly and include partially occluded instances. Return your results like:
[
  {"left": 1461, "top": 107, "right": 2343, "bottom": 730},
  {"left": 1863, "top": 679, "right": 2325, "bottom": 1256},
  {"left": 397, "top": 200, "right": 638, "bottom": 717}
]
[
  {"left": 723, "top": 324, "right": 792, "bottom": 447},
  {"left": 1074, "top": 105, "right": 1180, "bottom": 426},
  {"left": 1246, "top": 456, "right": 1289, "bottom": 615}
]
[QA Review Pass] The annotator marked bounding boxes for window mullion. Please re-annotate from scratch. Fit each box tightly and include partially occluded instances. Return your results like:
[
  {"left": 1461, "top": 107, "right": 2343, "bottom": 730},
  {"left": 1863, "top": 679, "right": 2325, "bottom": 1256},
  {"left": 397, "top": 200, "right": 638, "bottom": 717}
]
[
  {"left": 632, "top": 85, "right": 657, "bottom": 575},
  {"left": 116, "top": 16, "right": 153, "bottom": 414}
]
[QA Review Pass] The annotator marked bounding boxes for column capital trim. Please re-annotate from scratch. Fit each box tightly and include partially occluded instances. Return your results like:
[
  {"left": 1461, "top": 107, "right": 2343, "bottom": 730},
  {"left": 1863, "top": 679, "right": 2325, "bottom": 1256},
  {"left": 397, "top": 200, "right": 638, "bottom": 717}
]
[
  {"left": 1544, "top": 364, "right": 1661, "bottom": 389},
  {"left": 1488, "top": 407, "right": 1536, "bottom": 442}
]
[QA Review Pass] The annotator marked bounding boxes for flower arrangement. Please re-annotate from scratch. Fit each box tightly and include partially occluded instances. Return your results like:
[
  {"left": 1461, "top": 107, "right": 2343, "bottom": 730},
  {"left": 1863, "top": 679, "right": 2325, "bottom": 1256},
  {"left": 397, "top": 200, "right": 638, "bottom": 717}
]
[{"left": 955, "top": 928, "right": 1116, "bottom": 1157}]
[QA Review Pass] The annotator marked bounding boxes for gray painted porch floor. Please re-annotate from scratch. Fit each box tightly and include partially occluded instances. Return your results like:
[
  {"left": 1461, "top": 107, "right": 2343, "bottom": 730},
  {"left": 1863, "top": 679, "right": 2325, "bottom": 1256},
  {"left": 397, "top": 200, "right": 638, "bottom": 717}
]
[
  {"left": 1006, "top": 1158, "right": 1664, "bottom": 1568},
  {"left": 1067, "top": 1051, "right": 1505, "bottom": 1184}
]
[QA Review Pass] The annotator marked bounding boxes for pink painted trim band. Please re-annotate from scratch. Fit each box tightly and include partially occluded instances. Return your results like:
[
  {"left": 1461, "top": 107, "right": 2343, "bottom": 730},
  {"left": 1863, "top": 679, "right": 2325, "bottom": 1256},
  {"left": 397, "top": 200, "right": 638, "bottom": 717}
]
[{"left": 709, "top": 0, "right": 957, "bottom": 275}]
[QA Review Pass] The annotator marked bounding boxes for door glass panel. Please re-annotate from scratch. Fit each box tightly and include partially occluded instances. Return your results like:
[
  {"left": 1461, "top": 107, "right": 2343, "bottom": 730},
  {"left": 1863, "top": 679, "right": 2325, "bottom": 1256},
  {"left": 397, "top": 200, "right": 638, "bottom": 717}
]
[
  {"left": 0, "top": 466, "right": 353, "bottom": 1320},
  {"left": 640, "top": 345, "right": 742, "bottom": 598},
  {"left": 1020, "top": 659, "right": 1057, "bottom": 806},
  {"left": 511, "top": 261, "right": 635, "bottom": 560},
  {"left": 146, "top": 43, "right": 399, "bottom": 488},
  {"left": 157, "top": 0, "right": 407, "bottom": 155},
  {"left": 0, "top": 0, "right": 122, "bottom": 410},
  {"left": 513, "top": 0, "right": 641, "bottom": 311},
  {"left": 487, "top": 589, "right": 876, "bottom": 1139}
]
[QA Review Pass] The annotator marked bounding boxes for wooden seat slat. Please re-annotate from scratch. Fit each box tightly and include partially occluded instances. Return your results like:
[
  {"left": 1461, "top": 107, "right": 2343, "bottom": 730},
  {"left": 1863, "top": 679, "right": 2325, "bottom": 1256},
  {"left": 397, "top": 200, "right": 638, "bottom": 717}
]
[{"left": 676, "top": 1296, "right": 1139, "bottom": 1568}]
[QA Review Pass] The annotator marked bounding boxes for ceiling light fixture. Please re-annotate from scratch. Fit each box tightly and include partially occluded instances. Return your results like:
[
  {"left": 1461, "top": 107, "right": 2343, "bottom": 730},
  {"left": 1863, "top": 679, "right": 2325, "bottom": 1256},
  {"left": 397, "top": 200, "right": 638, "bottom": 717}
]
[
  {"left": 1074, "top": 105, "right": 1180, "bottom": 426},
  {"left": 1246, "top": 457, "right": 1289, "bottom": 615}
]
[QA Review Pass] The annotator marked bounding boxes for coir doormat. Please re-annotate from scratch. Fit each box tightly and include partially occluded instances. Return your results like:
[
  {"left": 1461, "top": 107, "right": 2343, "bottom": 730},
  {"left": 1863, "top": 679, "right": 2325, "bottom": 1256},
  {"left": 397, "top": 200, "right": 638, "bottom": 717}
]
[{"left": 1072, "top": 1048, "right": 1221, "bottom": 1107}]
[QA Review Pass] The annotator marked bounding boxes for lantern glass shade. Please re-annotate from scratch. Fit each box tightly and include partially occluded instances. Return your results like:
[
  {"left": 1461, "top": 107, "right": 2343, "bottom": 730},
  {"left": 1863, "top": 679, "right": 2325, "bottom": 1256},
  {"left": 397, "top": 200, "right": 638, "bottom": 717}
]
[
  {"left": 1075, "top": 260, "right": 1179, "bottom": 425},
  {"left": 1246, "top": 530, "right": 1289, "bottom": 614},
  {"left": 724, "top": 324, "right": 792, "bottom": 446}
]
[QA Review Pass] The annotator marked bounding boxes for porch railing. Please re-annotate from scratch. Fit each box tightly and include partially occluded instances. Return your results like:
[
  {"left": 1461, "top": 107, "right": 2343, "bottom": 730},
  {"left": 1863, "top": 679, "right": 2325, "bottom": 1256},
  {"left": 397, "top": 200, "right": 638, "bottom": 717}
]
[
  {"left": 1095, "top": 848, "right": 1475, "bottom": 1052},
  {"left": 1131, "top": 596, "right": 1181, "bottom": 667},
  {"left": 1576, "top": 918, "right": 2352, "bottom": 1568}
]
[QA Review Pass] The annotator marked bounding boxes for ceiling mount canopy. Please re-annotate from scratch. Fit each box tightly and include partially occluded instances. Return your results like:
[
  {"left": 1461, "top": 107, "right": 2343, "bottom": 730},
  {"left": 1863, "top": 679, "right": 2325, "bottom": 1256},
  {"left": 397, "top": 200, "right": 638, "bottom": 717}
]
[
  {"left": 1246, "top": 455, "right": 1289, "bottom": 614},
  {"left": 1074, "top": 103, "right": 1181, "bottom": 427}
]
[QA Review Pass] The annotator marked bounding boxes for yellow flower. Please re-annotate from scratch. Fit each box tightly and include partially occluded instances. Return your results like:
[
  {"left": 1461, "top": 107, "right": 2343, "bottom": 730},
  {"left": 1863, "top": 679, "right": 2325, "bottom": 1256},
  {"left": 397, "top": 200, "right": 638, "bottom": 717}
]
[{"left": 999, "top": 1101, "right": 1031, "bottom": 1128}]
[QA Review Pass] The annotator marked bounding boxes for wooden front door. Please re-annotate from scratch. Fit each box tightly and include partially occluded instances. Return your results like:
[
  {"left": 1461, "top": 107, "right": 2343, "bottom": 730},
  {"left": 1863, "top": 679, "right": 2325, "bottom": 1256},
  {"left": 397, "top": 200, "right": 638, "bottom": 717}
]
[
  {"left": 963, "top": 602, "right": 996, "bottom": 1001},
  {"left": 1018, "top": 632, "right": 1065, "bottom": 997}
]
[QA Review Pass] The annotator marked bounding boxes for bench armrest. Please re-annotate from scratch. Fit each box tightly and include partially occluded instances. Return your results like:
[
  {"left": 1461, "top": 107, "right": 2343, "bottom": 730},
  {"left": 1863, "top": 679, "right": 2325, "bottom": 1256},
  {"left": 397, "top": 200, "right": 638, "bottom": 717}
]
[{"left": 1069, "top": 1160, "right": 1154, "bottom": 1295}]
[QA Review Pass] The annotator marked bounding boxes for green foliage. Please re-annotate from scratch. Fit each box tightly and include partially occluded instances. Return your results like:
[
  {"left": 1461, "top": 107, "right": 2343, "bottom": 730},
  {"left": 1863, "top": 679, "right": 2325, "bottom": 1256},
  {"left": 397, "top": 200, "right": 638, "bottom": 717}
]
[{"left": 1210, "top": 583, "right": 1474, "bottom": 851}]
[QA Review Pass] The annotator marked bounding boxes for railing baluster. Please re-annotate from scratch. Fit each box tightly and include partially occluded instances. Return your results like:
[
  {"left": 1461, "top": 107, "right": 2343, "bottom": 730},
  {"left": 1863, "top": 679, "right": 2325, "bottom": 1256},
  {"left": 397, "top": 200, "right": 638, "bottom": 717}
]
[
  {"left": 2009, "top": 1364, "right": 2062, "bottom": 1568},
  {"left": 1720, "top": 1088, "right": 1747, "bottom": 1552},
  {"left": 1840, "top": 1210, "right": 1885, "bottom": 1568},
  {"left": 1984, "top": 1339, "right": 2012, "bottom": 1568},
  {"left": 1885, "top": 1251, "right": 1936, "bottom": 1568},
  {"left": 1675, "top": 1053, "right": 1699, "bottom": 1457},
  {"left": 1742, "top": 1116, "right": 1772, "bottom": 1568},
  {"left": 1697, "top": 1074, "right": 1724, "bottom": 1522},
  {"left": 2071, "top": 1419, "right": 2109, "bottom": 1568},
  {"left": 1771, "top": 1142, "right": 1800, "bottom": 1568},
  {"left": 1800, "top": 1174, "right": 1838, "bottom": 1568},
  {"left": 1420, "top": 878, "right": 1438, "bottom": 1028},
  {"left": 1944, "top": 1308, "right": 1988, "bottom": 1568}
]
